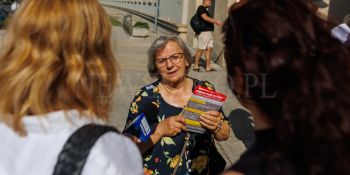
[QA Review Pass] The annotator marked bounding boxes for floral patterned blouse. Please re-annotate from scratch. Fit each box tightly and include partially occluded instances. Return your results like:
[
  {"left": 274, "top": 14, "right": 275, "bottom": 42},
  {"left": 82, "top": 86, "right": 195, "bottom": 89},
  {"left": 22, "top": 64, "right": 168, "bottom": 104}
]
[{"left": 123, "top": 77, "right": 228, "bottom": 175}]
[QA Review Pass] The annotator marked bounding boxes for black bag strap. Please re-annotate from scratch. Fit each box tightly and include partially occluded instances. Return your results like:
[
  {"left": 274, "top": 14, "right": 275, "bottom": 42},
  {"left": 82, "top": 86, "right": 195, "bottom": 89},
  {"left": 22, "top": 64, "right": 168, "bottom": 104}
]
[
  {"left": 52, "top": 124, "right": 119, "bottom": 175},
  {"left": 208, "top": 142, "right": 227, "bottom": 175}
]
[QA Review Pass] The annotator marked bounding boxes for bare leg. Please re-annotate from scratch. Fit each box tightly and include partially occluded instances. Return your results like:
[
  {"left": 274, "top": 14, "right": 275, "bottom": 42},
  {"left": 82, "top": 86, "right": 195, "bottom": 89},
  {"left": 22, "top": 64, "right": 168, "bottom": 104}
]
[
  {"left": 194, "top": 49, "right": 204, "bottom": 69},
  {"left": 205, "top": 47, "right": 213, "bottom": 71}
]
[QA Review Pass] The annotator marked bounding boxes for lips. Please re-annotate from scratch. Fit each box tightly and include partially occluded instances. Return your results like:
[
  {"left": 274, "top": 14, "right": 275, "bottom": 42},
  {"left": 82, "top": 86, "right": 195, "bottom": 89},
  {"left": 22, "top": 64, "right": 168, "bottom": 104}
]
[
  {"left": 167, "top": 69, "right": 178, "bottom": 74},
  {"left": 167, "top": 70, "right": 177, "bottom": 75}
]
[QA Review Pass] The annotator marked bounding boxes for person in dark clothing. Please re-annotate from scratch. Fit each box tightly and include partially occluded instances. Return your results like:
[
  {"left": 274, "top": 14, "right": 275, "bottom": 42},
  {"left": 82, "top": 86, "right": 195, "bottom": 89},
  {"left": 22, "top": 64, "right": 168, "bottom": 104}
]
[
  {"left": 193, "top": 0, "right": 222, "bottom": 72},
  {"left": 222, "top": 0, "right": 350, "bottom": 175}
]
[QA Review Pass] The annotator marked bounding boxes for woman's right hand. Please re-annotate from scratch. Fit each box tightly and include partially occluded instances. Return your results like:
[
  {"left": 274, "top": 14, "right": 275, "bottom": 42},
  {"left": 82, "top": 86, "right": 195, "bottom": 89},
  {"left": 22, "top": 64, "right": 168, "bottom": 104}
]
[
  {"left": 154, "top": 115, "right": 187, "bottom": 137},
  {"left": 133, "top": 115, "right": 186, "bottom": 154}
]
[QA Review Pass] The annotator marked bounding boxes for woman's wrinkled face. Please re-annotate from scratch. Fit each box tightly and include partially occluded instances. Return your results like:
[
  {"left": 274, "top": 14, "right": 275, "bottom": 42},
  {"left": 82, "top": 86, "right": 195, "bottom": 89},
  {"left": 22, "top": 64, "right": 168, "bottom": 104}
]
[{"left": 155, "top": 41, "right": 189, "bottom": 84}]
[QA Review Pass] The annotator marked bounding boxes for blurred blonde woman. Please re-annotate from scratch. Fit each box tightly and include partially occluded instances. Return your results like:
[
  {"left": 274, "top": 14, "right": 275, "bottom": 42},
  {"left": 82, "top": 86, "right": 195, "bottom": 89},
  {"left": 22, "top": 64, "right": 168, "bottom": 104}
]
[{"left": 0, "top": 1, "right": 143, "bottom": 175}]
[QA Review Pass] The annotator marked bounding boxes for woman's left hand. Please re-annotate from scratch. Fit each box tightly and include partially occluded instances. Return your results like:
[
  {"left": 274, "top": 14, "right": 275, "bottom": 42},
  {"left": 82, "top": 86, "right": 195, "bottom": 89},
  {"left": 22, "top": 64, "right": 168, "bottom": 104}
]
[{"left": 199, "top": 111, "right": 222, "bottom": 132}]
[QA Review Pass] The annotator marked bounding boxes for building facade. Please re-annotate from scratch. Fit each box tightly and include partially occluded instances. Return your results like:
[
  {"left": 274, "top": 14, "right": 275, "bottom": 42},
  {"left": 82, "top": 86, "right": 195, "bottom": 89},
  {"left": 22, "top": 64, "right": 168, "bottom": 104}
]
[
  {"left": 99, "top": 0, "right": 349, "bottom": 66},
  {"left": 100, "top": 0, "right": 238, "bottom": 66}
]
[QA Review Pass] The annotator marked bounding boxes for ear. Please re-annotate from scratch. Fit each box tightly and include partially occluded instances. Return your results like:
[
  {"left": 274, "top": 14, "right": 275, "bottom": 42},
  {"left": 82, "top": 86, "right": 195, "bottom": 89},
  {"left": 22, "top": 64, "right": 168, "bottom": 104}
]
[
  {"left": 227, "top": 75, "right": 234, "bottom": 91},
  {"left": 228, "top": 67, "right": 244, "bottom": 89},
  {"left": 227, "top": 66, "right": 245, "bottom": 98},
  {"left": 234, "top": 67, "right": 244, "bottom": 83},
  {"left": 185, "top": 58, "right": 190, "bottom": 67}
]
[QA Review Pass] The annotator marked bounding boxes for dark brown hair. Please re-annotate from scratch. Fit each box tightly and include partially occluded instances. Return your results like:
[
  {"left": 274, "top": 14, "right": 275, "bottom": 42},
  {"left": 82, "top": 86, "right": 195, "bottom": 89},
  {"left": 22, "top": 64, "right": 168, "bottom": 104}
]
[{"left": 223, "top": 0, "right": 350, "bottom": 174}]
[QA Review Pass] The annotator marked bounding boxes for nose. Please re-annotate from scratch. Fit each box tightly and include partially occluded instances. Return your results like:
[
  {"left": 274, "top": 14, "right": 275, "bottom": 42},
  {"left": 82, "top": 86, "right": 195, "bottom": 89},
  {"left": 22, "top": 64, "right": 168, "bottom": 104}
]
[{"left": 166, "top": 58, "right": 174, "bottom": 69}]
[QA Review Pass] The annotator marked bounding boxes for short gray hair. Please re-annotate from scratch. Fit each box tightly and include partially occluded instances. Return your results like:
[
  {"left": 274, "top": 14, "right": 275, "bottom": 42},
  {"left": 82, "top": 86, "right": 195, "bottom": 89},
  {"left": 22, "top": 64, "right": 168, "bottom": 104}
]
[{"left": 147, "top": 35, "right": 192, "bottom": 79}]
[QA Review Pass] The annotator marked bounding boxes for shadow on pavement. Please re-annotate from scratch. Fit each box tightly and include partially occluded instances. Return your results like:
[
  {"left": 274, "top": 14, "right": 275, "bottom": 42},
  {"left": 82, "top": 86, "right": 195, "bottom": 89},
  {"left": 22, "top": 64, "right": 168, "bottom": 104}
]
[{"left": 229, "top": 108, "right": 256, "bottom": 149}]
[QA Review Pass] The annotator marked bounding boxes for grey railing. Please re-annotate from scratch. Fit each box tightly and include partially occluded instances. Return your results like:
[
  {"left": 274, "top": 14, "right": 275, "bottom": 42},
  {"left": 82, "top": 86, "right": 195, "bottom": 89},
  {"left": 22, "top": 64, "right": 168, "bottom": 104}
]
[{"left": 100, "top": 3, "right": 181, "bottom": 34}]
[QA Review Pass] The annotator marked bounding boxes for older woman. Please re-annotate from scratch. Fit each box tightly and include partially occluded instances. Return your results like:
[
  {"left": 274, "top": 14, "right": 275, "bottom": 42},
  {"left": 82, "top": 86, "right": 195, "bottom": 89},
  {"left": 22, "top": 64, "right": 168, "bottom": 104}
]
[
  {"left": 123, "top": 35, "right": 230, "bottom": 175},
  {"left": 222, "top": 0, "right": 350, "bottom": 175},
  {"left": 0, "top": 0, "right": 142, "bottom": 175}
]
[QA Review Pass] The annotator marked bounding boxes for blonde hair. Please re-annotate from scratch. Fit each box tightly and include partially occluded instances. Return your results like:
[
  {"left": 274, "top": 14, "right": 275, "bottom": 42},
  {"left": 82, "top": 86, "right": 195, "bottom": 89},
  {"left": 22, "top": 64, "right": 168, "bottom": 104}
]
[{"left": 0, "top": 0, "right": 117, "bottom": 134}]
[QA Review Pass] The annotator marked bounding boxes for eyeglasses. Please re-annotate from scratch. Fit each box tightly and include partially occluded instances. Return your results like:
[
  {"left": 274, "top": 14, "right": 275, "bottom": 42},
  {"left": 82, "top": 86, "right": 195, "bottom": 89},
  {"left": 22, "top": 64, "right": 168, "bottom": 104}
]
[{"left": 156, "top": 53, "right": 184, "bottom": 67}]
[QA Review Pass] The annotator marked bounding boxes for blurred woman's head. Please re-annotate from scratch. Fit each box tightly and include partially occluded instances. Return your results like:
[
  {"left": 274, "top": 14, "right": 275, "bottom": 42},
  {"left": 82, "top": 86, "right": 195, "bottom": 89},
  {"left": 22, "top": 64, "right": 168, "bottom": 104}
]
[
  {"left": 0, "top": 0, "right": 117, "bottom": 134},
  {"left": 223, "top": 0, "right": 350, "bottom": 174},
  {"left": 148, "top": 35, "right": 192, "bottom": 83},
  {"left": 223, "top": 0, "right": 349, "bottom": 122}
]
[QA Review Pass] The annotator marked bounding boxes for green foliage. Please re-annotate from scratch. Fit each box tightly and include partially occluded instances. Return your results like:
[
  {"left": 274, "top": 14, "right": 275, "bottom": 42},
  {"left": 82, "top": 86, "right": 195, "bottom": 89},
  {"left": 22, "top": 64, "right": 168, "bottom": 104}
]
[
  {"left": 0, "top": 17, "right": 8, "bottom": 28},
  {"left": 0, "top": 20, "right": 5, "bottom": 28},
  {"left": 1, "top": 0, "right": 16, "bottom": 5},
  {"left": 109, "top": 17, "right": 122, "bottom": 26},
  {"left": 133, "top": 21, "right": 149, "bottom": 29}
]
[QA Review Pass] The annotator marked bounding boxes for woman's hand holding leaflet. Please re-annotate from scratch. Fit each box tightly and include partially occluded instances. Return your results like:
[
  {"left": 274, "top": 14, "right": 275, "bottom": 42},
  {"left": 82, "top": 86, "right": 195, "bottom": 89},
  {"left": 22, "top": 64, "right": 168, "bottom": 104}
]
[{"left": 154, "top": 115, "right": 187, "bottom": 137}]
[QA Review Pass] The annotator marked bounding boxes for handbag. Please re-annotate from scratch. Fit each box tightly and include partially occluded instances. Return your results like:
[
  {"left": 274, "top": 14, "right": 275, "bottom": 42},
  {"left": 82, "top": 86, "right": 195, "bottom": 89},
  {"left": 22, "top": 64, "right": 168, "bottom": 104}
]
[
  {"left": 208, "top": 142, "right": 227, "bottom": 175},
  {"left": 52, "top": 124, "right": 120, "bottom": 175},
  {"left": 190, "top": 12, "right": 205, "bottom": 35},
  {"left": 172, "top": 133, "right": 227, "bottom": 175}
]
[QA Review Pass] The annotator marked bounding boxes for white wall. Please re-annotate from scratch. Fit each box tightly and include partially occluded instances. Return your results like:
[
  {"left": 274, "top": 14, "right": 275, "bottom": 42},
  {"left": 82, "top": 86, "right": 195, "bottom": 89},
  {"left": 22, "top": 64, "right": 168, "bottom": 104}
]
[{"left": 100, "top": 0, "right": 185, "bottom": 24}]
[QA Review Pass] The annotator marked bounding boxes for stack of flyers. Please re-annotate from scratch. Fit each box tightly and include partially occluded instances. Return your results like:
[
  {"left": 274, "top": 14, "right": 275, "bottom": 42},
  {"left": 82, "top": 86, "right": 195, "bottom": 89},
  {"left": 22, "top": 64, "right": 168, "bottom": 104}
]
[
  {"left": 182, "top": 85, "right": 227, "bottom": 134},
  {"left": 124, "top": 113, "right": 151, "bottom": 142}
]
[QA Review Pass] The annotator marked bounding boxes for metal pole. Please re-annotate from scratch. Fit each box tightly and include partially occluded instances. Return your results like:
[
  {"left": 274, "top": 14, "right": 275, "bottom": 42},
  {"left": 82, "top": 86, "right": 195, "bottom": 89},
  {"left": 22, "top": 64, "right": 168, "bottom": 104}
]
[{"left": 153, "top": 0, "right": 159, "bottom": 33}]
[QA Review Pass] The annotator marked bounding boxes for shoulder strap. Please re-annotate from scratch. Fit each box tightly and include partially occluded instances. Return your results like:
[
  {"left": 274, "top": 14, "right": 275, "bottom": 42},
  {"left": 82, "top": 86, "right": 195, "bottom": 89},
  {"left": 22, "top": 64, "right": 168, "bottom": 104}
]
[
  {"left": 192, "top": 78, "right": 216, "bottom": 91},
  {"left": 52, "top": 124, "right": 119, "bottom": 175}
]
